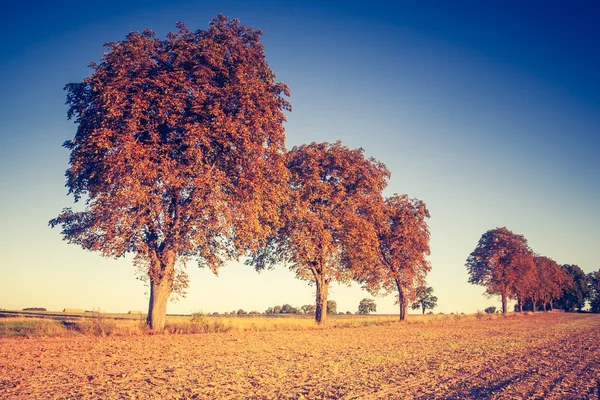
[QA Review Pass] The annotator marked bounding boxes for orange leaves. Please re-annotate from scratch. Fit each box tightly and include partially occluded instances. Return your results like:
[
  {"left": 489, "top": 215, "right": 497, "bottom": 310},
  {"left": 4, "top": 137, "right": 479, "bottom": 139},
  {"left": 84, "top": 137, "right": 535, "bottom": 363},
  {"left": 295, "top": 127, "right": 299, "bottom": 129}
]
[
  {"left": 283, "top": 142, "right": 389, "bottom": 282},
  {"left": 362, "top": 194, "right": 431, "bottom": 318},
  {"left": 466, "top": 228, "right": 572, "bottom": 312},
  {"left": 52, "top": 16, "right": 291, "bottom": 312},
  {"left": 245, "top": 141, "right": 389, "bottom": 323}
]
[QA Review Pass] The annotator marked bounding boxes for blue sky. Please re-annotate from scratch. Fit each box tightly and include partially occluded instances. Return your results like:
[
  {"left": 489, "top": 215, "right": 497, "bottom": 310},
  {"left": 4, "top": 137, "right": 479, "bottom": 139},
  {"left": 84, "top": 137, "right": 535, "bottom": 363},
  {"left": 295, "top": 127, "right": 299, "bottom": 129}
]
[{"left": 1, "top": 1, "right": 599, "bottom": 315}]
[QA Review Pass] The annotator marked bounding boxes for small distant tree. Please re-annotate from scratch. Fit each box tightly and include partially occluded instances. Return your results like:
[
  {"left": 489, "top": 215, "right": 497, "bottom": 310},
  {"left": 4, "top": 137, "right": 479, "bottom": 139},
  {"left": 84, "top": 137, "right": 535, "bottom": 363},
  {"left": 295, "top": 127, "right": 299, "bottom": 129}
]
[
  {"left": 301, "top": 304, "right": 316, "bottom": 314},
  {"left": 281, "top": 304, "right": 298, "bottom": 314},
  {"left": 358, "top": 298, "right": 377, "bottom": 314},
  {"left": 327, "top": 300, "right": 337, "bottom": 314},
  {"left": 237, "top": 309, "right": 246, "bottom": 315},
  {"left": 484, "top": 306, "right": 497, "bottom": 314},
  {"left": 588, "top": 270, "right": 600, "bottom": 313},
  {"left": 272, "top": 305, "right": 282, "bottom": 314},
  {"left": 410, "top": 285, "right": 438, "bottom": 314},
  {"left": 346, "top": 311, "right": 352, "bottom": 315},
  {"left": 555, "top": 264, "right": 590, "bottom": 312},
  {"left": 466, "top": 227, "right": 533, "bottom": 314}
]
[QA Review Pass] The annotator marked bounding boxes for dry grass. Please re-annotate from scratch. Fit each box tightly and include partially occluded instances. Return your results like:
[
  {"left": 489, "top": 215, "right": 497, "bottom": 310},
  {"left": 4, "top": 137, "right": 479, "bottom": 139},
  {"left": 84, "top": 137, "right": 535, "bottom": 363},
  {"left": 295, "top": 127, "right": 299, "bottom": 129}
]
[{"left": 0, "top": 310, "right": 533, "bottom": 337}]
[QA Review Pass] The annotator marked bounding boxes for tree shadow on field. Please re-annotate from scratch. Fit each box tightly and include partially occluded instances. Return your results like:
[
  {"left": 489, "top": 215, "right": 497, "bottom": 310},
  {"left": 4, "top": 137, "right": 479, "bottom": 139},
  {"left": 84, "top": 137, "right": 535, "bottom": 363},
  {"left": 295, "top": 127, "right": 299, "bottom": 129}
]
[{"left": 440, "top": 370, "right": 536, "bottom": 399}]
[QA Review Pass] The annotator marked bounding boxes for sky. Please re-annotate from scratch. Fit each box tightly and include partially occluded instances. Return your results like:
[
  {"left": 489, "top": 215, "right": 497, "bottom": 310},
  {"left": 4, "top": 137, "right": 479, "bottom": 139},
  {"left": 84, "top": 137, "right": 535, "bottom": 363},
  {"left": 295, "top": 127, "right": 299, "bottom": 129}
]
[{"left": 1, "top": 0, "right": 599, "bottom": 315}]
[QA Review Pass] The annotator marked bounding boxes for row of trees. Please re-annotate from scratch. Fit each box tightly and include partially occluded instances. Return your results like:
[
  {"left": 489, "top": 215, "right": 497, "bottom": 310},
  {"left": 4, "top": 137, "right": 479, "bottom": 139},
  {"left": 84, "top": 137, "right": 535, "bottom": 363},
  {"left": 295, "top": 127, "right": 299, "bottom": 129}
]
[
  {"left": 50, "top": 16, "right": 433, "bottom": 331},
  {"left": 466, "top": 227, "right": 597, "bottom": 314},
  {"left": 264, "top": 301, "right": 334, "bottom": 315}
]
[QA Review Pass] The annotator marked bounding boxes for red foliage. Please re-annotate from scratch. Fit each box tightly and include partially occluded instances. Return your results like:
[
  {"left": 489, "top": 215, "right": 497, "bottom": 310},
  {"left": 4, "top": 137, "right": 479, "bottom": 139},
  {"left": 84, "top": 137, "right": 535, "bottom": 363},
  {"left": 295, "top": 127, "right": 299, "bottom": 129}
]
[
  {"left": 249, "top": 141, "right": 389, "bottom": 324},
  {"left": 364, "top": 195, "right": 431, "bottom": 320},
  {"left": 466, "top": 227, "right": 533, "bottom": 313},
  {"left": 50, "top": 16, "right": 290, "bottom": 330}
]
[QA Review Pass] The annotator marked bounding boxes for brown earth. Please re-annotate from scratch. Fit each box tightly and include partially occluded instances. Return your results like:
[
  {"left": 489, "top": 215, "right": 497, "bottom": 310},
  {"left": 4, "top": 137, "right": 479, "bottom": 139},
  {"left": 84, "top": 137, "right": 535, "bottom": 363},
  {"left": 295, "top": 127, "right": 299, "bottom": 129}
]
[{"left": 1, "top": 313, "right": 599, "bottom": 399}]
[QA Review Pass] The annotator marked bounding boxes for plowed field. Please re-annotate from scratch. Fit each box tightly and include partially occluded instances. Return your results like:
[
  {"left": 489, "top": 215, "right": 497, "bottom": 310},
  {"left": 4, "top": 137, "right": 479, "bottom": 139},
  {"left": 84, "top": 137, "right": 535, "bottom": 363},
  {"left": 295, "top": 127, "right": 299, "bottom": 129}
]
[{"left": 1, "top": 313, "right": 599, "bottom": 399}]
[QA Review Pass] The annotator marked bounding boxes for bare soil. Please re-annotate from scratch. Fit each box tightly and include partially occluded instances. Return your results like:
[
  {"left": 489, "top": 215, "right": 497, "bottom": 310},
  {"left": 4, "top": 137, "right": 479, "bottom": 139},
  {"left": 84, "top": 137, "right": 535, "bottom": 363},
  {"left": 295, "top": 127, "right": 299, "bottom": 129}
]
[{"left": 1, "top": 313, "right": 598, "bottom": 399}]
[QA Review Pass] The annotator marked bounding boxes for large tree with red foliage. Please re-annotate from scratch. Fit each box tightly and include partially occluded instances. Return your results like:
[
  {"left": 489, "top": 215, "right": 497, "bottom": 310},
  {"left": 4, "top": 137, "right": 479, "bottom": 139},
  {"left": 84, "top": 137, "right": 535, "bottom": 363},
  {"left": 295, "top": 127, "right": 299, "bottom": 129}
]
[
  {"left": 50, "top": 16, "right": 291, "bottom": 331},
  {"left": 509, "top": 251, "right": 537, "bottom": 312},
  {"left": 532, "top": 256, "right": 569, "bottom": 311},
  {"left": 466, "top": 227, "right": 533, "bottom": 313},
  {"left": 363, "top": 195, "right": 431, "bottom": 321},
  {"left": 249, "top": 141, "right": 389, "bottom": 324}
]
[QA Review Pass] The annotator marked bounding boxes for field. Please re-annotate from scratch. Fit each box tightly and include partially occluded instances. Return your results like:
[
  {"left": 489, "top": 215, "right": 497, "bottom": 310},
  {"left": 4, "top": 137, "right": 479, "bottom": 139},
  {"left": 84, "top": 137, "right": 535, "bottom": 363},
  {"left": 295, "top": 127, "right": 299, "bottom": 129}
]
[{"left": 1, "top": 312, "right": 599, "bottom": 399}]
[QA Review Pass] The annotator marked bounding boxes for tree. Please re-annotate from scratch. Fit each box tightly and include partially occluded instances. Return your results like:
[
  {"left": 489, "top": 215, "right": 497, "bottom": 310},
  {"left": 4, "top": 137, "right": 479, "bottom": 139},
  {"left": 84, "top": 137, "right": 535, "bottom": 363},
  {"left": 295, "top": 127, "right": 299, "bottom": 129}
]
[
  {"left": 510, "top": 252, "right": 537, "bottom": 312},
  {"left": 555, "top": 264, "right": 590, "bottom": 312},
  {"left": 301, "top": 304, "right": 316, "bottom": 314},
  {"left": 466, "top": 227, "right": 533, "bottom": 314},
  {"left": 358, "top": 298, "right": 377, "bottom": 314},
  {"left": 410, "top": 285, "right": 438, "bottom": 314},
  {"left": 363, "top": 195, "right": 431, "bottom": 321},
  {"left": 49, "top": 16, "right": 291, "bottom": 332},
  {"left": 533, "top": 256, "right": 569, "bottom": 311},
  {"left": 589, "top": 270, "right": 600, "bottom": 313},
  {"left": 326, "top": 300, "right": 337, "bottom": 315},
  {"left": 281, "top": 304, "right": 299, "bottom": 314},
  {"left": 248, "top": 142, "right": 389, "bottom": 324}
]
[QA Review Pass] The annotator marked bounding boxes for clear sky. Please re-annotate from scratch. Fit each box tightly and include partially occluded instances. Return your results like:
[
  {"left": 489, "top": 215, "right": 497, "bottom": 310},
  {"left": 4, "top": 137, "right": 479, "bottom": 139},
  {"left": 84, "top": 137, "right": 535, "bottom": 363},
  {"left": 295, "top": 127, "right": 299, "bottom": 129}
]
[{"left": 1, "top": 1, "right": 599, "bottom": 315}]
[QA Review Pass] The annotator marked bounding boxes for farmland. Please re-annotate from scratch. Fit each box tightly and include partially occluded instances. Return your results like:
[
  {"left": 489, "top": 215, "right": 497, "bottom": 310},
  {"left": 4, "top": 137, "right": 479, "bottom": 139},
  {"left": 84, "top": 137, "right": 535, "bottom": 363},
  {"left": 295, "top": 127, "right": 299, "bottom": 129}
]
[{"left": 1, "top": 312, "right": 599, "bottom": 399}]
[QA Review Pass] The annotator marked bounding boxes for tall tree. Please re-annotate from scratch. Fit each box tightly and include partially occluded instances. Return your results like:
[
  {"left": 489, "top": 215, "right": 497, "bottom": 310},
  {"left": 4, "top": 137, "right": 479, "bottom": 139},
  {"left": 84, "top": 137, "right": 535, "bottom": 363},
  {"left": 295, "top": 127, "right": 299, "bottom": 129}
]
[
  {"left": 411, "top": 285, "right": 438, "bottom": 314},
  {"left": 49, "top": 16, "right": 291, "bottom": 331},
  {"left": 249, "top": 141, "right": 389, "bottom": 324},
  {"left": 555, "top": 264, "right": 590, "bottom": 312},
  {"left": 466, "top": 227, "right": 533, "bottom": 314},
  {"left": 533, "top": 256, "right": 569, "bottom": 311},
  {"left": 364, "top": 195, "right": 431, "bottom": 321},
  {"left": 510, "top": 252, "right": 537, "bottom": 312}
]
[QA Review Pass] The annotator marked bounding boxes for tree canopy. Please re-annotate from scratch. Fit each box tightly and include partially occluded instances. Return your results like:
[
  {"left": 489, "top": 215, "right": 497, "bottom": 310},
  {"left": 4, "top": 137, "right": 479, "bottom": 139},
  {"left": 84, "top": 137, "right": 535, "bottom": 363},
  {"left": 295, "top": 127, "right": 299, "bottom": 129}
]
[
  {"left": 589, "top": 270, "right": 600, "bottom": 313},
  {"left": 411, "top": 285, "right": 438, "bottom": 314},
  {"left": 466, "top": 227, "right": 533, "bottom": 313},
  {"left": 248, "top": 141, "right": 389, "bottom": 324},
  {"left": 555, "top": 264, "right": 590, "bottom": 312},
  {"left": 532, "top": 256, "right": 569, "bottom": 311},
  {"left": 363, "top": 194, "right": 431, "bottom": 321},
  {"left": 50, "top": 15, "right": 291, "bottom": 331},
  {"left": 358, "top": 298, "right": 377, "bottom": 314}
]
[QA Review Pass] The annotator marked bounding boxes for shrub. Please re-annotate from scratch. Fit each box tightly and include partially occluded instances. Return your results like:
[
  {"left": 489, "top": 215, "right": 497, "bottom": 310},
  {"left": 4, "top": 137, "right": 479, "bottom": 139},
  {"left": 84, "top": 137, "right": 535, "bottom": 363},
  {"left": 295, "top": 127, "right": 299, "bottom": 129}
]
[
  {"left": 484, "top": 306, "right": 497, "bottom": 314},
  {"left": 22, "top": 307, "right": 47, "bottom": 311},
  {"left": 74, "top": 313, "right": 117, "bottom": 336}
]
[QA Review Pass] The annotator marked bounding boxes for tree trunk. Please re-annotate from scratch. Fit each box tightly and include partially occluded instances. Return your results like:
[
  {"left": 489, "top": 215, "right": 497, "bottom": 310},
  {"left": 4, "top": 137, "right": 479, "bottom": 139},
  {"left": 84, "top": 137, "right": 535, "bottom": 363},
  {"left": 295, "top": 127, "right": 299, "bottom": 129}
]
[
  {"left": 146, "top": 249, "right": 175, "bottom": 332},
  {"left": 147, "top": 277, "right": 172, "bottom": 331},
  {"left": 501, "top": 293, "right": 507, "bottom": 314},
  {"left": 531, "top": 297, "right": 536, "bottom": 313},
  {"left": 397, "top": 280, "right": 407, "bottom": 321},
  {"left": 549, "top": 299, "right": 553, "bottom": 311},
  {"left": 315, "top": 278, "right": 329, "bottom": 325},
  {"left": 516, "top": 295, "right": 523, "bottom": 312},
  {"left": 422, "top": 305, "right": 425, "bottom": 315}
]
